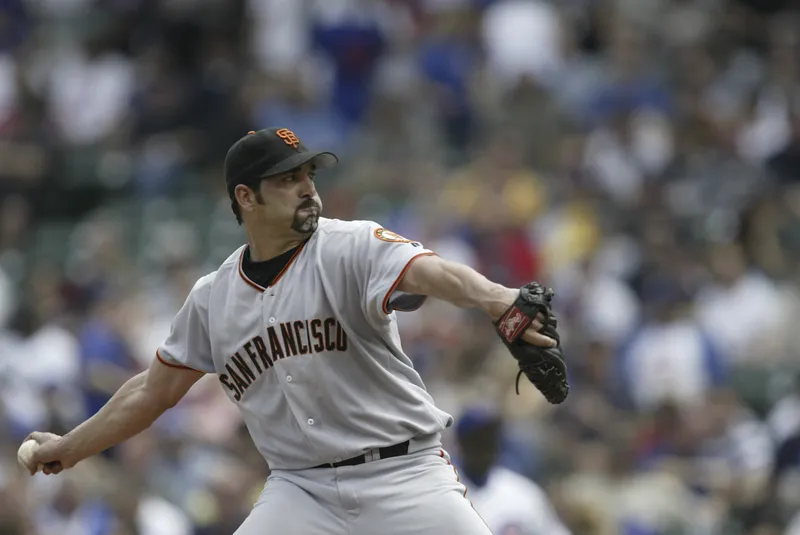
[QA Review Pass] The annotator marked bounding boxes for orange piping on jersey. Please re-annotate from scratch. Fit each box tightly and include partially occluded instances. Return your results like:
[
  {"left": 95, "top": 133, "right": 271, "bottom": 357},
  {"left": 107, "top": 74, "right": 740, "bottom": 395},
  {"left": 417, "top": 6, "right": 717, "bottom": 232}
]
[
  {"left": 269, "top": 242, "right": 307, "bottom": 286},
  {"left": 381, "top": 252, "right": 438, "bottom": 315},
  {"left": 155, "top": 349, "right": 204, "bottom": 373},
  {"left": 237, "top": 243, "right": 308, "bottom": 292},
  {"left": 238, "top": 248, "right": 267, "bottom": 292}
]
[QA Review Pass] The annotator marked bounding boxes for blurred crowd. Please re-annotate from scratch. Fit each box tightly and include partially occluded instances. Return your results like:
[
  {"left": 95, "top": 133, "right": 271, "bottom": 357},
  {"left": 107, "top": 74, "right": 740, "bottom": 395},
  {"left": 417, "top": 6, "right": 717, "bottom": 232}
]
[{"left": 1, "top": 0, "right": 800, "bottom": 533}]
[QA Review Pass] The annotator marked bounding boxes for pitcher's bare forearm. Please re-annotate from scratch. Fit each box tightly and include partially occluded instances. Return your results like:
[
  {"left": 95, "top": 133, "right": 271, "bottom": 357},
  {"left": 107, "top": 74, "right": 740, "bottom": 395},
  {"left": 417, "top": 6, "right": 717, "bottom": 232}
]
[
  {"left": 398, "top": 255, "right": 556, "bottom": 347},
  {"left": 398, "top": 255, "right": 515, "bottom": 318},
  {"left": 58, "top": 371, "right": 158, "bottom": 462},
  {"left": 59, "top": 360, "right": 204, "bottom": 465}
]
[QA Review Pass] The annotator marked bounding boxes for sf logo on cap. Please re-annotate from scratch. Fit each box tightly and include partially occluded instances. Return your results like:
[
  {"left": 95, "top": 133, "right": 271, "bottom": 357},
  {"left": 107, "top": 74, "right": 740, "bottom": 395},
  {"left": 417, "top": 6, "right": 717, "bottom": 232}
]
[{"left": 276, "top": 128, "right": 300, "bottom": 149}]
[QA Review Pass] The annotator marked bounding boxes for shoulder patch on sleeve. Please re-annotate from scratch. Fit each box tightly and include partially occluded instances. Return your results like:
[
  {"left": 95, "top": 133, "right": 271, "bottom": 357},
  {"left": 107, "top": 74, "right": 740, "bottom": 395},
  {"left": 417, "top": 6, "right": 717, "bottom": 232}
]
[{"left": 373, "top": 227, "right": 414, "bottom": 243}]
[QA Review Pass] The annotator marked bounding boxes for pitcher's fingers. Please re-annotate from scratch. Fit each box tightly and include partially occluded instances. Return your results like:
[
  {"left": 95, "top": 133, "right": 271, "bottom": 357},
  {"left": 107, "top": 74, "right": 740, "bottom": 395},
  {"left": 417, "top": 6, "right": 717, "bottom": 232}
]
[
  {"left": 522, "top": 329, "right": 557, "bottom": 347},
  {"left": 28, "top": 463, "right": 40, "bottom": 476},
  {"left": 25, "top": 432, "right": 46, "bottom": 444},
  {"left": 26, "top": 432, "right": 59, "bottom": 445}
]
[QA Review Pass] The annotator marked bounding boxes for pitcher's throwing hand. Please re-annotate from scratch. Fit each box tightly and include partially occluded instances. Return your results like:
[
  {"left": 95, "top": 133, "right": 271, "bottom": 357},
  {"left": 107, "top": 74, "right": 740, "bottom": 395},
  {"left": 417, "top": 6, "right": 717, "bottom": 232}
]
[{"left": 18, "top": 432, "right": 66, "bottom": 475}]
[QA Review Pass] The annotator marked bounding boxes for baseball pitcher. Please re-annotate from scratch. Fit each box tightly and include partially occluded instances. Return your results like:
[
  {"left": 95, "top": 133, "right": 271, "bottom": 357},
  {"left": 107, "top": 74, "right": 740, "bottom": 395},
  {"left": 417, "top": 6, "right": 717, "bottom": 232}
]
[{"left": 18, "top": 128, "right": 569, "bottom": 534}]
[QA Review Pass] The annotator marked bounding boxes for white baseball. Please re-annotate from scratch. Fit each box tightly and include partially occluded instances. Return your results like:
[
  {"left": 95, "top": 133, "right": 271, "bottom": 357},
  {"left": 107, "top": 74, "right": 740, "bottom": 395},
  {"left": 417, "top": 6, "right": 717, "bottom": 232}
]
[{"left": 17, "top": 440, "right": 42, "bottom": 474}]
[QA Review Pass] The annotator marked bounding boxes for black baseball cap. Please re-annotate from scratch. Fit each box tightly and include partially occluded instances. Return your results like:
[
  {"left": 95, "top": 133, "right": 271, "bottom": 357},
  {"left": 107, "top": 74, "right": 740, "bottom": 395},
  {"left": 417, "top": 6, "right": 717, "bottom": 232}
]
[{"left": 224, "top": 127, "right": 338, "bottom": 199}]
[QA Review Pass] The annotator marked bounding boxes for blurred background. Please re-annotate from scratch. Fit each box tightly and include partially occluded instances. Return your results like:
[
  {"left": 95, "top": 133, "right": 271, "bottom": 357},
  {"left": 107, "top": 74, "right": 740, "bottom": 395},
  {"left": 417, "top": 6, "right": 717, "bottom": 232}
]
[{"left": 1, "top": 0, "right": 800, "bottom": 533}]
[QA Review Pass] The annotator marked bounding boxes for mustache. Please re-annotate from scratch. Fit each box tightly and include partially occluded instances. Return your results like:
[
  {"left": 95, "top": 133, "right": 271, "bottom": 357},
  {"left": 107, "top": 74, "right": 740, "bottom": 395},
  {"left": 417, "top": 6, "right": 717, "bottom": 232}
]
[{"left": 297, "top": 199, "right": 319, "bottom": 211}]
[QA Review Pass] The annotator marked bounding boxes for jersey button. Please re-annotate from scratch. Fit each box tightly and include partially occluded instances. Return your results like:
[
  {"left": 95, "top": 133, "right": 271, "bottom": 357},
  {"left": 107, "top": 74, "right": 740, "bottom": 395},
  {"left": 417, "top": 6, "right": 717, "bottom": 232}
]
[
  {"left": 286, "top": 375, "right": 292, "bottom": 383},
  {"left": 269, "top": 317, "right": 276, "bottom": 324},
  {"left": 307, "top": 418, "right": 315, "bottom": 425}
]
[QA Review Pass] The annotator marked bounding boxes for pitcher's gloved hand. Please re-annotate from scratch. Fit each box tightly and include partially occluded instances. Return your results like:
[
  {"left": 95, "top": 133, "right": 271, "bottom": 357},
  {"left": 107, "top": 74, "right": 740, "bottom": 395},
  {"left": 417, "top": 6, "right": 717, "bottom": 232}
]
[{"left": 494, "top": 282, "right": 569, "bottom": 404}]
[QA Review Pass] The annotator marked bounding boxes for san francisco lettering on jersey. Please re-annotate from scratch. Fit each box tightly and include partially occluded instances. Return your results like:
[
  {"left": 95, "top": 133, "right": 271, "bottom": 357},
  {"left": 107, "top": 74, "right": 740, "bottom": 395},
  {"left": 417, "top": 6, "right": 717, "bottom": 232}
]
[{"left": 219, "top": 316, "right": 349, "bottom": 401}]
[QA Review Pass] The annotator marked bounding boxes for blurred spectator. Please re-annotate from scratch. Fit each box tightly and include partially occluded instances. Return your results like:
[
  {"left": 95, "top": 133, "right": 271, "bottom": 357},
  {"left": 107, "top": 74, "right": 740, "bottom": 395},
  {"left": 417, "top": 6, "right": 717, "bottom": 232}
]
[
  {"left": 691, "top": 389, "right": 774, "bottom": 512},
  {"left": 583, "top": 107, "right": 674, "bottom": 206},
  {"left": 767, "top": 377, "right": 800, "bottom": 522},
  {"left": 554, "top": 256, "right": 640, "bottom": 347},
  {"left": 418, "top": 4, "right": 482, "bottom": 152},
  {"left": 78, "top": 294, "right": 141, "bottom": 423},
  {"left": 583, "top": 19, "right": 671, "bottom": 126},
  {"left": 46, "top": 36, "right": 134, "bottom": 147},
  {"left": 0, "top": 266, "right": 82, "bottom": 441},
  {"left": 768, "top": 375, "right": 800, "bottom": 445},
  {"left": 615, "top": 274, "right": 727, "bottom": 411},
  {"left": 0, "top": 0, "right": 29, "bottom": 53},
  {"left": 481, "top": 0, "right": 563, "bottom": 92},
  {"left": 0, "top": 263, "right": 13, "bottom": 328},
  {"left": 767, "top": 100, "right": 800, "bottom": 183},
  {"left": 247, "top": 0, "right": 312, "bottom": 75},
  {"left": 696, "top": 241, "right": 786, "bottom": 364},
  {"left": 453, "top": 406, "right": 572, "bottom": 535},
  {"left": 557, "top": 436, "right": 703, "bottom": 535},
  {"left": 439, "top": 131, "right": 545, "bottom": 286},
  {"left": 252, "top": 68, "right": 349, "bottom": 156},
  {"left": 789, "top": 513, "right": 800, "bottom": 535},
  {"left": 311, "top": 0, "right": 388, "bottom": 128}
]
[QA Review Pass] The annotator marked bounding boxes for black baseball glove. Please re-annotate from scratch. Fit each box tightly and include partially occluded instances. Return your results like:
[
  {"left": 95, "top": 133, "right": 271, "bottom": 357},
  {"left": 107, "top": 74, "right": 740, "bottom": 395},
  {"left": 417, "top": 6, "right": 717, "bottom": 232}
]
[{"left": 494, "top": 282, "right": 569, "bottom": 404}]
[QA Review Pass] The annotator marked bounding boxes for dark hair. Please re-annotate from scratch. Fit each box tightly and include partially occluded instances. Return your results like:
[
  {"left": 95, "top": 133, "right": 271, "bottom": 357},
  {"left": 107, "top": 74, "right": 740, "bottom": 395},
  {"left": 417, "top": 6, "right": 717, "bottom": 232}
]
[
  {"left": 230, "top": 177, "right": 265, "bottom": 225},
  {"left": 232, "top": 198, "right": 243, "bottom": 225}
]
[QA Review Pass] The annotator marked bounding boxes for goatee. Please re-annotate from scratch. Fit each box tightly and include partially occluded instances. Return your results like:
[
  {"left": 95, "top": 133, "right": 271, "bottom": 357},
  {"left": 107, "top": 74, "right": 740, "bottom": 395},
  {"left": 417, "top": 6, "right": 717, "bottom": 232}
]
[
  {"left": 291, "top": 213, "right": 319, "bottom": 234},
  {"left": 291, "top": 201, "right": 320, "bottom": 234}
]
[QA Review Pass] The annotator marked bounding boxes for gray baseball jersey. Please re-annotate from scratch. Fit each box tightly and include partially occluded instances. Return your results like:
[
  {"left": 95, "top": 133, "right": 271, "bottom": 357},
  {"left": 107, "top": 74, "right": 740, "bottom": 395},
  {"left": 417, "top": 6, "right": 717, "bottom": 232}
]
[{"left": 156, "top": 217, "right": 454, "bottom": 470}]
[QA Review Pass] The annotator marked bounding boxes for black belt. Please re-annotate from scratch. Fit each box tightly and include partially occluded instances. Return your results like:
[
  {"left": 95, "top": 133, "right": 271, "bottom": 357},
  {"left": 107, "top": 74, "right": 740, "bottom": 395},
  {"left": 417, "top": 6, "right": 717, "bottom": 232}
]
[{"left": 313, "top": 441, "right": 410, "bottom": 469}]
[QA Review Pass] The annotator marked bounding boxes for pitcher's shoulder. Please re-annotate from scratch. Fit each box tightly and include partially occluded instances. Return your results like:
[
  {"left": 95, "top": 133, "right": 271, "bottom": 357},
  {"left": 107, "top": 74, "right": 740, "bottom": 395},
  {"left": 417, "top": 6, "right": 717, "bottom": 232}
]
[
  {"left": 314, "top": 219, "right": 383, "bottom": 261},
  {"left": 194, "top": 270, "right": 219, "bottom": 291},
  {"left": 179, "top": 270, "right": 219, "bottom": 315},
  {"left": 318, "top": 217, "right": 380, "bottom": 236},
  {"left": 190, "top": 245, "right": 245, "bottom": 299}
]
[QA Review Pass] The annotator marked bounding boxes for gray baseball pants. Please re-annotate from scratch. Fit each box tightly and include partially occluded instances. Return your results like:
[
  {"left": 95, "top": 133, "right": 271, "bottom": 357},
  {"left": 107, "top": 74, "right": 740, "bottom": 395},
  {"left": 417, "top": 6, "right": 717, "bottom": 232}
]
[{"left": 233, "top": 447, "right": 493, "bottom": 535}]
